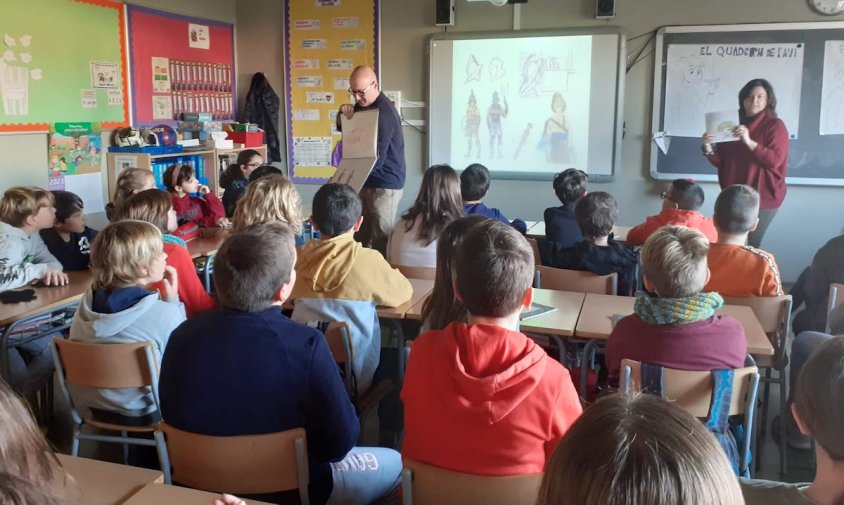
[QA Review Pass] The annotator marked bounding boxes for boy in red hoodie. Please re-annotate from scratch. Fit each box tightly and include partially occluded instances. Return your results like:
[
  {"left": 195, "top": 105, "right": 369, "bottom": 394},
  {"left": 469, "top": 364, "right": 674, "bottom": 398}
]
[
  {"left": 626, "top": 178, "right": 717, "bottom": 246},
  {"left": 402, "top": 220, "right": 582, "bottom": 475},
  {"left": 163, "top": 163, "right": 229, "bottom": 228}
]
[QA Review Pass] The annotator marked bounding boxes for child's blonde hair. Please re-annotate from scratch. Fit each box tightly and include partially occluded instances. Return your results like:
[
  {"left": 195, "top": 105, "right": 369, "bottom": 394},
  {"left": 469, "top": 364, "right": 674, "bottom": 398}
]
[
  {"left": 642, "top": 225, "right": 709, "bottom": 298},
  {"left": 536, "top": 394, "right": 744, "bottom": 505},
  {"left": 0, "top": 187, "right": 54, "bottom": 227},
  {"left": 232, "top": 175, "right": 302, "bottom": 233},
  {"left": 90, "top": 220, "right": 162, "bottom": 290},
  {"left": 112, "top": 168, "right": 155, "bottom": 206}
]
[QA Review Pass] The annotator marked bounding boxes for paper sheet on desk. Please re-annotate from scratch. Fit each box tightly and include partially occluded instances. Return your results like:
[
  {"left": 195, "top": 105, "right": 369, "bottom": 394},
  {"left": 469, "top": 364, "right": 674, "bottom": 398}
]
[{"left": 330, "top": 109, "right": 379, "bottom": 191}]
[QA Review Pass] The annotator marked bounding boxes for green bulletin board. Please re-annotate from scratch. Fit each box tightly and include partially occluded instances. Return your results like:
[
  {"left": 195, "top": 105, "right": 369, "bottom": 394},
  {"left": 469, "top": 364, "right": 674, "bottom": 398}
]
[{"left": 0, "top": 0, "right": 129, "bottom": 132}]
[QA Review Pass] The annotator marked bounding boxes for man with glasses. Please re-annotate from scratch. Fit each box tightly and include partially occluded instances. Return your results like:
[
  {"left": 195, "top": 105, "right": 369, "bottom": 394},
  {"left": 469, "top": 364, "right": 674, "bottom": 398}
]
[
  {"left": 625, "top": 178, "right": 718, "bottom": 246},
  {"left": 336, "top": 65, "right": 406, "bottom": 255}
]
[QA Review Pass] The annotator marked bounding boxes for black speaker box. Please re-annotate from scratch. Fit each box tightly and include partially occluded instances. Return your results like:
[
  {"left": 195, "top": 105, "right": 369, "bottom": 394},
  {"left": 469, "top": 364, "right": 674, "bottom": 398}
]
[
  {"left": 596, "top": 0, "right": 615, "bottom": 19},
  {"left": 436, "top": 0, "right": 455, "bottom": 26}
]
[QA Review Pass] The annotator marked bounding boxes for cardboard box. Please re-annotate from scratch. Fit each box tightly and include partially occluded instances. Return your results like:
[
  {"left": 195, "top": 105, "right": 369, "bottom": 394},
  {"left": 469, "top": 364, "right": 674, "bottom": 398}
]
[
  {"left": 226, "top": 131, "right": 263, "bottom": 147},
  {"left": 178, "top": 121, "right": 223, "bottom": 132}
]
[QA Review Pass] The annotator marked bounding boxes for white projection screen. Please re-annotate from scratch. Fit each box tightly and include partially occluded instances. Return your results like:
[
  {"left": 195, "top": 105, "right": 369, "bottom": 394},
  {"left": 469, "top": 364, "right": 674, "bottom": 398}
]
[{"left": 428, "top": 28, "right": 625, "bottom": 181}]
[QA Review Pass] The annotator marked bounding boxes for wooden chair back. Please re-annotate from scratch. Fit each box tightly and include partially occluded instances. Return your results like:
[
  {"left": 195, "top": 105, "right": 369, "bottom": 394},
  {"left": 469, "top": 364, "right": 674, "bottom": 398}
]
[
  {"left": 401, "top": 458, "right": 541, "bottom": 505},
  {"left": 324, "top": 322, "right": 354, "bottom": 394},
  {"left": 620, "top": 359, "right": 759, "bottom": 417},
  {"left": 526, "top": 238, "right": 542, "bottom": 266},
  {"left": 721, "top": 295, "right": 792, "bottom": 335},
  {"left": 534, "top": 265, "right": 617, "bottom": 295},
  {"left": 393, "top": 264, "right": 436, "bottom": 280},
  {"left": 160, "top": 423, "right": 309, "bottom": 499},
  {"left": 52, "top": 339, "right": 157, "bottom": 389}
]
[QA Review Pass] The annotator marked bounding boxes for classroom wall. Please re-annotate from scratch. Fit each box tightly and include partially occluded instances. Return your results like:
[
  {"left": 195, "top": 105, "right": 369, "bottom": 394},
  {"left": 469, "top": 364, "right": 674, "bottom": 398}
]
[{"left": 233, "top": 0, "right": 842, "bottom": 282}]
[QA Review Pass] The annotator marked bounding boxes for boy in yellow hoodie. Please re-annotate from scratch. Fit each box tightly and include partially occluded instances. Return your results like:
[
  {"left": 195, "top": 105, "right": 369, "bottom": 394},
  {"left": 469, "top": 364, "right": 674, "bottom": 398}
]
[{"left": 291, "top": 183, "right": 412, "bottom": 395}]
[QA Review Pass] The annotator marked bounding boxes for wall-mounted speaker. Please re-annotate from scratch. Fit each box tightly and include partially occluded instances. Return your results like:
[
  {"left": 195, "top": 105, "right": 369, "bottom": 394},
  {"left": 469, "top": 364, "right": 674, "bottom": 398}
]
[
  {"left": 436, "top": 0, "right": 455, "bottom": 26},
  {"left": 596, "top": 0, "right": 615, "bottom": 18}
]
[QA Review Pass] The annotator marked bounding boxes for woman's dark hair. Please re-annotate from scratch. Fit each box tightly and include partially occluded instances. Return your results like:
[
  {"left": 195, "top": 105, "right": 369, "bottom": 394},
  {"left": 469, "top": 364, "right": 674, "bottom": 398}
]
[
  {"left": 738, "top": 78, "right": 777, "bottom": 119},
  {"left": 400, "top": 164, "right": 464, "bottom": 245},
  {"left": 220, "top": 149, "right": 262, "bottom": 190},
  {"left": 248, "top": 165, "right": 284, "bottom": 183},
  {"left": 421, "top": 215, "right": 488, "bottom": 331}
]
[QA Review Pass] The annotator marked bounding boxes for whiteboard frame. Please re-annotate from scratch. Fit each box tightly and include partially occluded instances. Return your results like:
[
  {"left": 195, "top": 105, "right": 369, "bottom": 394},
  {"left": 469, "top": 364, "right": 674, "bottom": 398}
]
[
  {"left": 650, "top": 21, "right": 844, "bottom": 186},
  {"left": 428, "top": 27, "right": 626, "bottom": 182}
]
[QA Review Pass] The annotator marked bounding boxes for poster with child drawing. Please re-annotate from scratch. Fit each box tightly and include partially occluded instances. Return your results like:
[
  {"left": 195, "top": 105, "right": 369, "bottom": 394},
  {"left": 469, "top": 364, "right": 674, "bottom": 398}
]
[{"left": 664, "top": 43, "right": 803, "bottom": 138}]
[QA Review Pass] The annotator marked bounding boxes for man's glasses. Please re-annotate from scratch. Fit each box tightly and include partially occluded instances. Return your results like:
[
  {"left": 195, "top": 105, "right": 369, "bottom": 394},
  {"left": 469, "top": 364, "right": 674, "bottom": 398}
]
[
  {"left": 348, "top": 81, "right": 376, "bottom": 97},
  {"left": 660, "top": 191, "right": 676, "bottom": 203}
]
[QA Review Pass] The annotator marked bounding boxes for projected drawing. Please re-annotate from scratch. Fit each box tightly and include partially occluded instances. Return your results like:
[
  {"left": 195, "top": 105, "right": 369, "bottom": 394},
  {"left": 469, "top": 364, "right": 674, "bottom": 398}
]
[
  {"left": 666, "top": 55, "right": 719, "bottom": 135},
  {"left": 465, "top": 55, "right": 482, "bottom": 83},
  {"left": 821, "top": 49, "right": 844, "bottom": 135},
  {"left": 489, "top": 57, "right": 505, "bottom": 81},
  {"left": 542, "top": 52, "right": 575, "bottom": 94},
  {"left": 538, "top": 92, "right": 573, "bottom": 164},
  {"left": 519, "top": 54, "right": 543, "bottom": 97},
  {"left": 513, "top": 122, "right": 533, "bottom": 160},
  {"left": 462, "top": 90, "right": 482, "bottom": 158},
  {"left": 486, "top": 89, "right": 508, "bottom": 158}
]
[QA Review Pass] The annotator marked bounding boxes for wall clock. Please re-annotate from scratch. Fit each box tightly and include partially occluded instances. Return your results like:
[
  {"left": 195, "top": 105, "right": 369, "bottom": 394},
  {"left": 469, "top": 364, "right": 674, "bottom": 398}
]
[{"left": 810, "top": 0, "right": 844, "bottom": 15}]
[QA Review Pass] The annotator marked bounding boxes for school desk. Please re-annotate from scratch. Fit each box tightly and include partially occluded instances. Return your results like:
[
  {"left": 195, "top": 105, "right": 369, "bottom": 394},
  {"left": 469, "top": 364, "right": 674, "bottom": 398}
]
[
  {"left": 187, "top": 228, "right": 230, "bottom": 259},
  {"left": 56, "top": 454, "right": 163, "bottom": 505},
  {"left": 574, "top": 293, "right": 775, "bottom": 357},
  {"left": 120, "top": 483, "right": 274, "bottom": 505},
  {"left": 0, "top": 270, "right": 92, "bottom": 381},
  {"left": 376, "top": 278, "right": 435, "bottom": 320},
  {"left": 526, "top": 222, "right": 632, "bottom": 243}
]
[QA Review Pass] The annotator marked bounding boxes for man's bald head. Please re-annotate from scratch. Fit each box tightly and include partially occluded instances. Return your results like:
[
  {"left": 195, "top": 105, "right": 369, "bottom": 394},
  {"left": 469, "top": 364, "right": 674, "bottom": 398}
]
[{"left": 349, "top": 66, "right": 379, "bottom": 107}]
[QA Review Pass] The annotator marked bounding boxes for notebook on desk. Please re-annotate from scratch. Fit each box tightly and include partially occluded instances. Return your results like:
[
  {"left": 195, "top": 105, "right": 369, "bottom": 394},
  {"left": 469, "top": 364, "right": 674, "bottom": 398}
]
[{"left": 520, "top": 303, "right": 557, "bottom": 321}]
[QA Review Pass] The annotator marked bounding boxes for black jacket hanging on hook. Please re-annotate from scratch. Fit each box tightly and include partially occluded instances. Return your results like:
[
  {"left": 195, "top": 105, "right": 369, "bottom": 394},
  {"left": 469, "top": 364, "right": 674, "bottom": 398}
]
[{"left": 242, "top": 72, "right": 281, "bottom": 162}]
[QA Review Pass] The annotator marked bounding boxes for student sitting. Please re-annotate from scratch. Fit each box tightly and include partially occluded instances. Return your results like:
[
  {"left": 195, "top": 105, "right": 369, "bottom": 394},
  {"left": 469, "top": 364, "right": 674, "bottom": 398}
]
[
  {"left": 68, "top": 220, "right": 185, "bottom": 425},
  {"left": 162, "top": 163, "right": 229, "bottom": 228},
  {"left": 552, "top": 192, "right": 639, "bottom": 296},
  {"left": 460, "top": 163, "right": 526, "bottom": 234},
  {"left": 291, "top": 183, "right": 411, "bottom": 394},
  {"left": 114, "top": 189, "right": 215, "bottom": 317},
  {"left": 537, "top": 394, "right": 745, "bottom": 505},
  {"left": 626, "top": 178, "right": 718, "bottom": 246},
  {"left": 105, "top": 167, "right": 155, "bottom": 221},
  {"left": 40, "top": 190, "right": 98, "bottom": 271},
  {"left": 419, "top": 214, "right": 488, "bottom": 332},
  {"left": 220, "top": 149, "right": 263, "bottom": 218},
  {"left": 605, "top": 226, "right": 747, "bottom": 385},
  {"left": 402, "top": 220, "right": 582, "bottom": 475},
  {"left": 387, "top": 164, "right": 463, "bottom": 269},
  {"left": 0, "top": 187, "right": 67, "bottom": 395},
  {"left": 790, "top": 234, "right": 844, "bottom": 334},
  {"left": 231, "top": 174, "right": 303, "bottom": 235},
  {"left": 544, "top": 168, "right": 586, "bottom": 249},
  {"left": 704, "top": 184, "right": 783, "bottom": 297},
  {"left": 741, "top": 335, "right": 844, "bottom": 505},
  {"left": 159, "top": 222, "right": 401, "bottom": 505}
]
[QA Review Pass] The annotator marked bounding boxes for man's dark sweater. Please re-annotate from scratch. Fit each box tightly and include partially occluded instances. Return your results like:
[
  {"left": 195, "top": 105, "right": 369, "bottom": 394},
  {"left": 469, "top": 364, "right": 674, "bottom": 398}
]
[
  {"left": 159, "top": 307, "right": 359, "bottom": 505},
  {"left": 355, "top": 92, "right": 406, "bottom": 190}
]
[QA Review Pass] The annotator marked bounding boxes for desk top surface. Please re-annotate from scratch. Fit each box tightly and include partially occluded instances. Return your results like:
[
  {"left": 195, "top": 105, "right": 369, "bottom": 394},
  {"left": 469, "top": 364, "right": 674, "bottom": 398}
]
[
  {"left": 186, "top": 228, "right": 230, "bottom": 259},
  {"left": 377, "top": 278, "right": 435, "bottom": 320},
  {"left": 574, "top": 293, "right": 774, "bottom": 356},
  {"left": 520, "top": 289, "right": 586, "bottom": 337},
  {"left": 121, "top": 483, "right": 274, "bottom": 505},
  {"left": 527, "top": 222, "right": 631, "bottom": 242},
  {"left": 56, "top": 454, "right": 163, "bottom": 505},
  {"left": 0, "top": 270, "right": 92, "bottom": 327}
]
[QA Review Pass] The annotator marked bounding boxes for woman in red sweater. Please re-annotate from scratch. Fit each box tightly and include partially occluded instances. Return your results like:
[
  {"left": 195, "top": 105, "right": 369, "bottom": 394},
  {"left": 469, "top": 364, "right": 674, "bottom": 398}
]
[{"left": 702, "top": 78, "right": 789, "bottom": 248}]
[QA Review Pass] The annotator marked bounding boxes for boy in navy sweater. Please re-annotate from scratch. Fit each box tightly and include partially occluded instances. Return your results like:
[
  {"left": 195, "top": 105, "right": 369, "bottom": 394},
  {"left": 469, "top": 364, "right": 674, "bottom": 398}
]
[
  {"left": 159, "top": 222, "right": 400, "bottom": 505},
  {"left": 460, "top": 163, "right": 527, "bottom": 234},
  {"left": 40, "top": 190, "right": 97, "bottom": 271}
]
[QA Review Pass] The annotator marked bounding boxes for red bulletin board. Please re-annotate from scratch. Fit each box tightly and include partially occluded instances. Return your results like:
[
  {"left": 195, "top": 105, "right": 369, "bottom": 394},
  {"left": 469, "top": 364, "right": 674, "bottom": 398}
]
[{"left": 126, "top": 5, "right": 235, "bottom": 127}]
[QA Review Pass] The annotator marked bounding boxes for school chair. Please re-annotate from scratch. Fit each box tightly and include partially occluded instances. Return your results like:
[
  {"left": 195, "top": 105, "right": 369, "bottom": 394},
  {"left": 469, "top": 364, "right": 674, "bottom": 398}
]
[
  {"left": 526, "top": 238, "right": 542, "bottom": 266},
  {"left": 391, "top": 264, "right": 436, "bottom": 280},
  {"left": 324, "top": 322, "right": 393, "bottom": 443},
  {"left": 826, "top": 282, "right": 844, "bottom": 333},
  {"left": 50, "top": 339, "right": 171, "bottom": 483},
  {"left": 194, "top": 254, "right": 214, "bottom": 293},
  {"left": 157, "top": 424, "right": 310, "bottom": 504},
  {"left": 721, "top": 294, "right": 792, "bottom": 476},
  {"left": 533, "top": 266, "right": 618, "bottom": 295},
  {"left": 401, "top": 458, "right": 542, "bottom": 505},
  {"left": 620, "top": 359, "right": 760, "bottom": 478}
]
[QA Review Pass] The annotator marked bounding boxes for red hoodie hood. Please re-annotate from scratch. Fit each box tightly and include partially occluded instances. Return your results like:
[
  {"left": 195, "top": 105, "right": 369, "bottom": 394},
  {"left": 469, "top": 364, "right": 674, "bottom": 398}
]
[{"left": 431, "top": 323, "right": 548, "bottom": 424}]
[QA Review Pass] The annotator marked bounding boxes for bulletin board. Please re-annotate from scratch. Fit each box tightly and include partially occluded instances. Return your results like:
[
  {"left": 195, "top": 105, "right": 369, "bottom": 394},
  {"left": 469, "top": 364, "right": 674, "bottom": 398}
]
[
  {"left": 127, "top": 5, "right": 236, "bottom": 127},
  {"left": 0, "top": 0, "right": 129, "bottom": 133},
  {"left": 650, "top": 22, "right": 844, "bottom": 186},
  {"left": 284, "top": 0, "right": 379, "bottom": 183}
]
